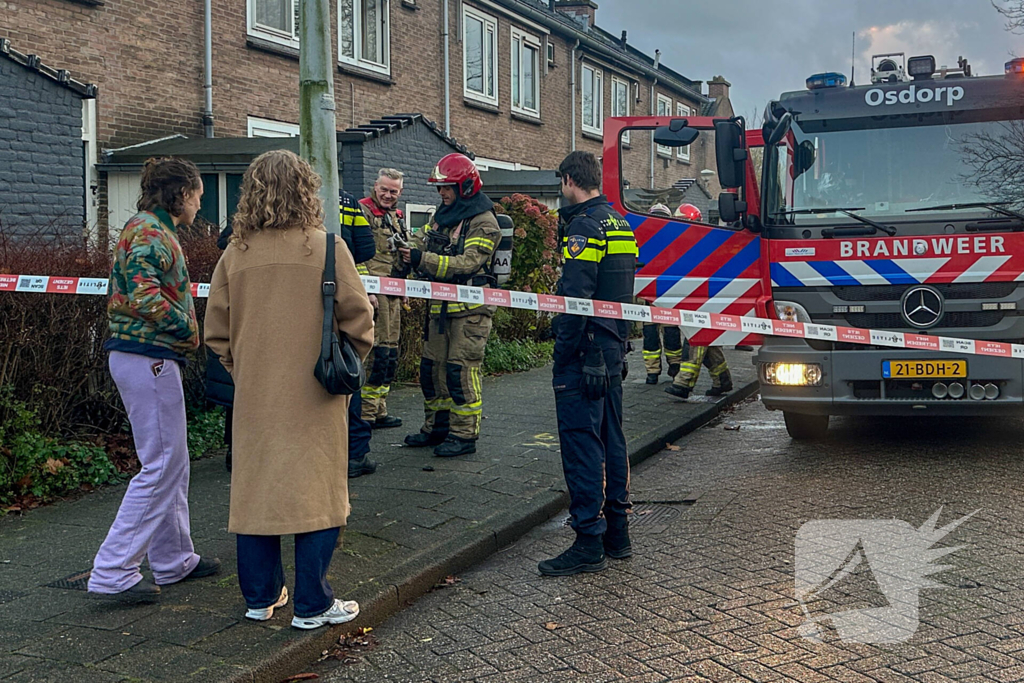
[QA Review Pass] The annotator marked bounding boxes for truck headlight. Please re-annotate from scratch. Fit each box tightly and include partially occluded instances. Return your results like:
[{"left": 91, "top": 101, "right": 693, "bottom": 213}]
[
  {"left": 774, "top": 300, "right": 812, "bottom": 323},
  {"left": 761, "top": 362, "right": 823, "bottom": 386}
]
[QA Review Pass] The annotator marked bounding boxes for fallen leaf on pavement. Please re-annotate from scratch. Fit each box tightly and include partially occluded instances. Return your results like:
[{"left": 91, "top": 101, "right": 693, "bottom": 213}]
[
  {"left": 317, "top": 628, "right": 378, "bottom": 665},
  {"left": 279, "top": 675, "right": 319, "bottom": 682},
  {"left": 724, "top": 423, "right": 741, "bottom": 431},
  {"left": 635, "top": 509, "right": 653, "bottom": 516},
  {"left": 543, "top": 622, "right": 563, "bottom": 631},
  {"left": 434, "top": 575, "right": 461, "bottom": 588},
  {"left": 665, "top": 443, "right": 681, "bottom": 451}
]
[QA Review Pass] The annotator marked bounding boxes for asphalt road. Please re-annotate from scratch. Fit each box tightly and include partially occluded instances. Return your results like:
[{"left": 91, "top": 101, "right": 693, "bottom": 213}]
[{"left": 316, "top": 398, "right": 1024, "bottom": 683}]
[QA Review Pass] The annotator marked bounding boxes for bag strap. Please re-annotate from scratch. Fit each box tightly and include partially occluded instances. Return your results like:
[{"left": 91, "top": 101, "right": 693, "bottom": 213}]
[{"left": 320, "top": 234, "right": 337, "bottom": 361}]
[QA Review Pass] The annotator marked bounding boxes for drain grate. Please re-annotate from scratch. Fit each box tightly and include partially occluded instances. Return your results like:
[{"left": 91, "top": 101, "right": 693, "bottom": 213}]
[
  {"left": 629, "top": 504, "right": 681, "bottom": 533},
  {"left": 46, "top": 569, "right": 91, "bottom": 591}
]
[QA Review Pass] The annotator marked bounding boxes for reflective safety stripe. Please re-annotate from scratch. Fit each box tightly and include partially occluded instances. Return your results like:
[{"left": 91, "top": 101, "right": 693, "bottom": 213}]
[
  {"left": 451, "top": 401, "right": 482, "bottom": 416},
  {"left": 464, "top": 237, "right": 495, "bottom": 251},
  {"left": 562, "top": 246, "right": 603, "bottom": 262},
  {"left": 708, "top": 362, "right": 729, "bottom": 376},
  {"left": 362, "top": 385, "right": 389, "bottom": 398},
  {"left": 665, "top": 349, "right": 684, "bottom": 363},
  {"left": 642, "top": 350, "right": 662, "bottom": 359},
  {"left": 606, "top": 240, "right": 639, "bottom": 257},
  {"left": 436, "top": 255, "right": 450, "bottom": 279},
  {"left": 425, "top": 398, "right": 453, "bottom": 411},
  {"left": 605, "top": 230, "right": 633, "bottom": 239},
  {"left": 430, "top": 302, "right": 486, "bottom": 314},
  {"left": 356, "top": 264, "right": 370, "bottom": 275}
]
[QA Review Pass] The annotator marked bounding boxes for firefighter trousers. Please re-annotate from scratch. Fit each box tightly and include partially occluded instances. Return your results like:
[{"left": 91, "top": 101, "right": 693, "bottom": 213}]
[
  {"left": 641, "top": 323, "right": 684, "bottom": 375},
  {"left": 419, "top": 312, "right": 492, "bottom": 441},
  {"left": 671, "top": 344, "right": 731, "bottom": 390},
  {"left": 553, "top": 355, "right": 630, "bottom": 538},
  {"left": 361, "top": 295, "right": 402, "bottom": 422}
]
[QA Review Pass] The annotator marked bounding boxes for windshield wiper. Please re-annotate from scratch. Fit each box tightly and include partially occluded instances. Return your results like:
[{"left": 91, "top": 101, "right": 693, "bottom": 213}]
[
  {"left": 778, "top": 207, "right": 897, "bottom": 236},
  {"left": 906, "top": 201, "right": 1024, "bottom": 221}
]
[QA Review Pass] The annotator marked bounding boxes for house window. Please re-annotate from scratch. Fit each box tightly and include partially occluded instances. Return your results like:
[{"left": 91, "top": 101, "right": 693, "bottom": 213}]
[
  {"left": 656, "top": 93, "right": 672, "bottom": 156},
  {"left": 511, "top": 28, "right": 540, "bottom": 116},
  {"left": 339, "top": 0, "right": 390, "bottom": 74},
  {"left": 611, "top": 77, "right": 630, "bottom": 143},
  {"left": 547, "top": 42, "right": 556, "bottom": 67},
  {"left": 249, "top": 0, "right": 300, "bottom": 48},
  {"left": 676, "top": 102, "right": 691, "bottom": 161},
  {"left": 581, "top": 64, "right": 603, "bottom": 135},
  {"left": 463, "top": 6, "right": 498, "bottom": 105},
  {"left": 247, "top": 117, "right": 300, "bottom": 137},
  {"left": 405, "top": 203, "right": 436, "bottom": 233}
]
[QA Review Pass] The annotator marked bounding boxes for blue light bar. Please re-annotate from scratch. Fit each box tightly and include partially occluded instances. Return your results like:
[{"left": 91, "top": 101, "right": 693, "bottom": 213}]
[
  {"left": 1006, "top": 58, "right": 1024, "bottom": 74},
  {"left": 806, "top": 72, "right": 848, "bottom": 90}
]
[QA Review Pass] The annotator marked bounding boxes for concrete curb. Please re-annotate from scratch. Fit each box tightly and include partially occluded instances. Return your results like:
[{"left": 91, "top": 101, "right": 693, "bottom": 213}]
[{"left": 226, "top": 380, "right": 759, "bottom": 683}]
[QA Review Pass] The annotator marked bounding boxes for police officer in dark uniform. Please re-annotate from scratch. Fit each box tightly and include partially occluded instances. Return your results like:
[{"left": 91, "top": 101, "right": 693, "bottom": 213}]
[{"left": 539, "top": 151, "right": 638, "bottom": 576}]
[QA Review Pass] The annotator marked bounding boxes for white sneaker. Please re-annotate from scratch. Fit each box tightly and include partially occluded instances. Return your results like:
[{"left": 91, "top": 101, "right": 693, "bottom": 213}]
[
  {"left": 245, "top": 586, "right": 289, "bottom": 621},
  {"left": 291, "top": 599, "right": 360, "bottom": 630}
]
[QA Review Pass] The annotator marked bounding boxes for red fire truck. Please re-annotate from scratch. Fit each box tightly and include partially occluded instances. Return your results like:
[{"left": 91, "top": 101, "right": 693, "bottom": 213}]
[{"left": 604, "top": 53, "right": 1024, "bottom": 439}]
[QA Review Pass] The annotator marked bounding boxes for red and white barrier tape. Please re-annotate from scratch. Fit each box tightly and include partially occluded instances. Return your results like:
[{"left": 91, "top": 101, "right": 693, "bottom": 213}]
[{"left": 3, "top": 272, "right": 1023, "bottom": 360}]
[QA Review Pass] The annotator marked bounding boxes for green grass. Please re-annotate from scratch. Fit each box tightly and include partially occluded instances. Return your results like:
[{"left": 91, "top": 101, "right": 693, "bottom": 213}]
[{"left": 483, "top": 339, "right": 554, "bottom": 375}]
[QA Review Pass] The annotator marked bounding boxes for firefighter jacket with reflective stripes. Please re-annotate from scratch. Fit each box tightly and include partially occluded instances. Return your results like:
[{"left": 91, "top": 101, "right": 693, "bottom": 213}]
[
  {"left": 357, "top": 197, "right": 406, "bottom": 277},
  {"left": 553, "top": 195, "right": 638, "bottom": 368},
  {"left": 412, "top": 210, "right": 501, "bottom": 317}
]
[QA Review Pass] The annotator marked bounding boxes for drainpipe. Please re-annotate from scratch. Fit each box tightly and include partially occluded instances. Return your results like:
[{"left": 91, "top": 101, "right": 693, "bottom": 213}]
[
  {"left": 202, "top": 0, "right": 214, "bottom": 137},
  {"left": 569, "top": 39, "right": 580, "bottom": 152},
  {"left": 649, "top": 49, "right": 660, "bottom": 188},
  {"left": 443, "top": 0, "right": 451, "bottom": 134}
]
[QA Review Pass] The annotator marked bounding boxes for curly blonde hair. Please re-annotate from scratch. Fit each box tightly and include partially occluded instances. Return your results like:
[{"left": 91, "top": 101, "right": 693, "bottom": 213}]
[{"left": 231, "top": 150, "right": 324, "bottom": 247}]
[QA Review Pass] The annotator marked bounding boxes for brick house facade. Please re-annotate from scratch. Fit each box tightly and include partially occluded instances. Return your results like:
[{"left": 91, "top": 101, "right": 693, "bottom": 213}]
[{"left": 3, "top": 0, "right": 735, "bottom": 235}]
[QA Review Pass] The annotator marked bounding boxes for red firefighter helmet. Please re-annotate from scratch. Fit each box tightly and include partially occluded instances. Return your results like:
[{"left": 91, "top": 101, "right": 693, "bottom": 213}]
[
  {"left": 675, "top": 203, "right": 702, "bottom": 222},
  {"left": 428, "top": 153, "right": 483, "bottom": 199}
]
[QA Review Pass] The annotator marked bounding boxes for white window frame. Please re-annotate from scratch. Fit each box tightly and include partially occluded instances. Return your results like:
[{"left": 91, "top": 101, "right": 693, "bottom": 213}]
[
  {"left": 338, "top": 0, "right": 391, "bottom": 75},
  {"left": 676, "top": 102, "right": 692, "bottom": 161},
  {"left": 473, "top": 156, "right": 539, "bottom": 171},
  {"left": 247, "top": 117, "right": 300, "bottom": 137},
  {"left": 611, "top": 76, "right": 630, "bottom": 144},
  {"left": 511, "top": 27, "right": 541, "bottom": 117},
  {"left": 405, "top": 203, "right": 436, "bottom": 233},
  {"left": 581, "top": 63, "right": 603, "bottom": 135},
  {"left": 463, "top": 5, "right": 499, "bottom": 106},
  {"left": 656, "top": 93, "right": 672, "bottom": 156},
  {"left": 248, "top": 0, "right": 300, "bottom": 50}
]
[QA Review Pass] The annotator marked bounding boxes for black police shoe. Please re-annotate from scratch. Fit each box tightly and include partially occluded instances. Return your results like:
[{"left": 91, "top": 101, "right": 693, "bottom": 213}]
[
  {"left": 706, "top": 376, "right": 734, "bottom": 397},
  {"left": 667, "top": 363, "right": 680, "bottom": 378},
  {"left": 434, "top": 437, "right": 476, "bottom": 458},
  {"left": 373, "top": 415, "right": 403, "bottom": 429},
  {"left": 404, "top": 431, "right": 448, "bottom": 448},
  {"left": 348, "top": 456, "right": 377, "bottom": 479},
  {"left": 645, "top": 373, "right": 659, "bottom": 385},
  {"left": 664, "top": 384, "right": 691, "bottom": 399},
  {"left": 538, "top": 535, "right": 607, "bottom": 576},
  {"left": 604, "top": 516, "right": 633, "bottom": 559}
]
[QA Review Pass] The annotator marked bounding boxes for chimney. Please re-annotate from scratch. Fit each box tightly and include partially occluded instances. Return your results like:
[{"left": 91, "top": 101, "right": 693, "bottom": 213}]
[
  {"left": 553, "top": 0, "right": 598, "bottom": 28},
  {"left": 620, "top": 30, "right": 627, "bottom": 46},
  {"left": 708, "top": 75, "right": 731, "bottom": 102}
]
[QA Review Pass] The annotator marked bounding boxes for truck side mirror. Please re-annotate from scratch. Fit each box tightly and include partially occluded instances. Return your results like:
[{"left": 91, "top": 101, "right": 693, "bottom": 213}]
[
  {"left": 718, "top": 192, "right": 747, "bottom": 224},
  {"left": 714, "top": 118, "right": 747, "bottom": 190}
]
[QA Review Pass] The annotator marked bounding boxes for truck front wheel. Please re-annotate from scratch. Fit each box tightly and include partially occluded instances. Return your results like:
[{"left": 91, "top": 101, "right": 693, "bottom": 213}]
[{"left": 783, "top": 412, "right": 829, "bottom": 440}]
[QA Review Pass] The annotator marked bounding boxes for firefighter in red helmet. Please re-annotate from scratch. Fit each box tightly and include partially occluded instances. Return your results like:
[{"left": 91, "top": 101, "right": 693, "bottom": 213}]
[
  {"left": 398, "top": 153, "right": 501, "bottom": 457},
  {"left": 675, "top": 203, "right": 702, "bottom": 221}
]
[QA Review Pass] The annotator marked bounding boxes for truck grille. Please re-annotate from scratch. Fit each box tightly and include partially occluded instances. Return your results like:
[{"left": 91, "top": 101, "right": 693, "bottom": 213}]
[
  {"left": 845, "top": 311, "right": 1005, "bottom": 329},
  {"left": 832, "top": 282, "right": 1017, "bottom": 302}
]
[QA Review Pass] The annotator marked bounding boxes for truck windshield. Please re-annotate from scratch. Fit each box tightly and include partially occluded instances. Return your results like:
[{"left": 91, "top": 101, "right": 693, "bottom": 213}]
[{"left": 764, "top": 118, "right": 1023, "bottom": 225}]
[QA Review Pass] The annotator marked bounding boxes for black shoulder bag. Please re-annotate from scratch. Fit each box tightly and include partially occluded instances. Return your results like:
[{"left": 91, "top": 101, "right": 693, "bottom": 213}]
[{"left": 314, "top": 235, "right": 366, "bottom": 395}]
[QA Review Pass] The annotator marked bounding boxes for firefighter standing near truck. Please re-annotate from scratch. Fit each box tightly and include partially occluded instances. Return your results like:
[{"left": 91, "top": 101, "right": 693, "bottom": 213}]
[
  {"left": 398, "top": 154, "right": 500, "bottom": 458},
  {"left": 539, "top": 151, "right": 638, "bottom": 577},
  {"left": 358, "top": 169, "right": 409, "bottom": 431},
  {"left": 664, "top": 206, "right": 734, "bottom": 400},
  {"left": 641, "top": 204, "right": 684, "bottom": 384}
]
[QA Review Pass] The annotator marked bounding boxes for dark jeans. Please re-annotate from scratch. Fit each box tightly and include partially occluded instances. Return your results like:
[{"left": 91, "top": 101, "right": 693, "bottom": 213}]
[
  {"left": 349, "top": 391, "right": 372, "bottom": 461},
  {"left": 236, "top": 527, "right": 340, "bottom": 618},
  {"left": 553, "top": 353, "right": 630, "bottom": 538}
]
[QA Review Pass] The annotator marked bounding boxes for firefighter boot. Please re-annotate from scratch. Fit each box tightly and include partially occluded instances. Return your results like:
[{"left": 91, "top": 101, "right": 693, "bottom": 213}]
[
  {"left": 538, "top": 534, "right": 607, "bottom": 576},
  {"left": 664, "top": 384, "right": 691, "bottom": 399},
  {"left": 373, "top": 415, "right": 403, "bottom": 429},
  {"left": 434, "top": 436, "right": 476, "bottom": 458},
  {"left": 348, "top": 455, "right": 377, "bottom": 479},
  {"left": 404, "top": 431, "right": 448, "bottom": 448},
  {"left": 646, "top": 373, "right": 659, "bottom": 385},
  {"left": 667, "top": 363, "right": 680, "bottom": 378},
  {"left": 604, "top": 514, "right": 632, "bottom": 559},
  {"left": 706, "top": 373, "right": 734, "bottom": 396}
]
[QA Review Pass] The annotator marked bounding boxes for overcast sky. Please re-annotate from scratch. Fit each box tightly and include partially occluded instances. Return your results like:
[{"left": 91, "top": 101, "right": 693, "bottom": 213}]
[{"left": 595, "top": 0, "right": 1022, "bottom": 118}]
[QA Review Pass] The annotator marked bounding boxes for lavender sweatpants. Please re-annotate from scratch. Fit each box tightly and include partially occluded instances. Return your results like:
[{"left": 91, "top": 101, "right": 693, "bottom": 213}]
[{"left": 88, "top": 351, "right": 200, "bottom": 593}]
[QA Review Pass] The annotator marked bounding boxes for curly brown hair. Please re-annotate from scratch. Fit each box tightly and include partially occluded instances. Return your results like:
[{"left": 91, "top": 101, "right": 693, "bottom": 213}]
[
  {"left": 137, "top": 157, "right": 202, "bottom": 216},
  {"left": 231, "top": 150, "right": 325, "bottom": 247}
]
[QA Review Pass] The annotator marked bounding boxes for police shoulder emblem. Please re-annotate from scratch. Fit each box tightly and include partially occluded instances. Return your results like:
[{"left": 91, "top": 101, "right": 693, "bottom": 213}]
[{"left": 566, "top": 234, "right": 588, "bottom": 259}]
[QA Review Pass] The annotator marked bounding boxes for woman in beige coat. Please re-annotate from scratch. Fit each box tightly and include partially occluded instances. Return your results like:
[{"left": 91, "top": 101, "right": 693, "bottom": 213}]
[{"left": 205, "top": 150, "right": 374, "bottom": 629}]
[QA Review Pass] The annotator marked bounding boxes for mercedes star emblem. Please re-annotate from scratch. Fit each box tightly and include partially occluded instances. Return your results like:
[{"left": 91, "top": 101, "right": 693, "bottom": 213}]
[{"left": 901, "top": 285, "right": 944, "bottom": 329}]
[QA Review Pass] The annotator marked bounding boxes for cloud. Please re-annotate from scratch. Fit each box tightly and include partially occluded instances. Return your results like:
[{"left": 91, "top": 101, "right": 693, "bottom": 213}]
[{"left": 857, "top": 20, "right": 983, "bottom": 78}]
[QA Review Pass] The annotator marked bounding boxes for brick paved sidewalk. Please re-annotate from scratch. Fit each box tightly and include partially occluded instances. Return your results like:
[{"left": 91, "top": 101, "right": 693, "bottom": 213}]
[{"left": 0, "top": 349, "right": 757, "bottom": 683}]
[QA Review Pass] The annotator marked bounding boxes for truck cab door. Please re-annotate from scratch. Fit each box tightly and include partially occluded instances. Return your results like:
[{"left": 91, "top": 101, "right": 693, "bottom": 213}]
[{"left": 603, "top": 115, "right": 766, "bottom": 346}]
